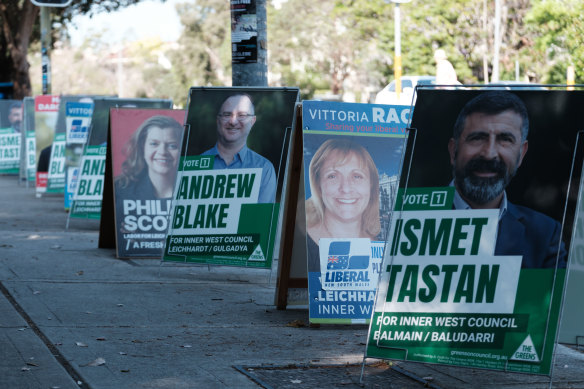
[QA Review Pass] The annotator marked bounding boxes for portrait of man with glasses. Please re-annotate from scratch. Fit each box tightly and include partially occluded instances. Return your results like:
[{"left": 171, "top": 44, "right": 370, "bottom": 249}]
[{"left": 201, "top": 93, "right": 277, "bottom": 203}]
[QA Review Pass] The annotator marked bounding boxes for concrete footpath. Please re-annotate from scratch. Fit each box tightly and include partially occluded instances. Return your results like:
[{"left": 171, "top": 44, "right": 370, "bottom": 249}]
[{"left": 0, "top": 174, "right": 583, "bottom": 389}]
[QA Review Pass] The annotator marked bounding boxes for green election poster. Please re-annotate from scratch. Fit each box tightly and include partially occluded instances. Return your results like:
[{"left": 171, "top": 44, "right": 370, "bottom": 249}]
[
  {"left": 70, "top": 144, "right": 106, "bottom": 218},
  {"left": 164, "top": 87, "right": 299, "bottom": 268},
  {"left": 366, "top": 89, "right": 584, "bottom": 375},
  {"left": 0, "top": 99, "right": 23, "bottom": 175},
  {"left": 20, "top": 97, "right": 36, "bottom": 182},
  {"left": 46, "top": 132, "right": 66, "bottom": 192}
]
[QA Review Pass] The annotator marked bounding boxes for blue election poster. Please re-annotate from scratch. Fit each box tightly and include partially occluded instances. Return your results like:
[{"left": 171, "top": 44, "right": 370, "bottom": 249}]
[{"left": 302, "top": 100, "right": 409, "bottom": 324}]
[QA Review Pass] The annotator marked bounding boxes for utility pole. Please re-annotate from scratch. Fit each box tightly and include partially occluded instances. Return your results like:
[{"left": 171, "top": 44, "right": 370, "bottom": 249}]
[
  {"left": 31, "top": 0, "right": 73, "bottom": 94},
  {"left": 40, "top": 7, "right": 52, "bottom": 95},
  {"left": 231, "top": 0, "right": 267, "bottom": 86}
]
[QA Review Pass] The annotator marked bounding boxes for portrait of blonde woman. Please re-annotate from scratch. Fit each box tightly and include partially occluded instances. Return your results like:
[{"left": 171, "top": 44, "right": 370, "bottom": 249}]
[{"left": 305, "top": 138, "right": 380, "bottom": 271}]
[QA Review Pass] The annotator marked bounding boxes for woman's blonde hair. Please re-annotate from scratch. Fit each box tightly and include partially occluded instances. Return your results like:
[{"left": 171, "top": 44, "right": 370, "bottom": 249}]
[
  {"left": 115, "top": 115, "right": 183, "bottom": 189},
  {"left": 306, "top": 138, "right": 380, "bottom": 238}
]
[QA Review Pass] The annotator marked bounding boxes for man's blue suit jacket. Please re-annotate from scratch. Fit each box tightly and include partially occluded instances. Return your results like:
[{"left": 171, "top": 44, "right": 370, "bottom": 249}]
[{"left": 495, "top": 202, "right": 567, "bottom": 269}]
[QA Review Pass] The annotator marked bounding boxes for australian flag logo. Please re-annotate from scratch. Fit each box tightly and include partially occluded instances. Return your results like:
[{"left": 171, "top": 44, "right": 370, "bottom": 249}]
[
  {"left": 327, "top": 241, "right": 369, "bottom": 270},
  {"left": 71, "top": 119, "right": 83, "bottom": 132},
  {"left": 70, "top": 119, "right": 87, "bottom": 138}
]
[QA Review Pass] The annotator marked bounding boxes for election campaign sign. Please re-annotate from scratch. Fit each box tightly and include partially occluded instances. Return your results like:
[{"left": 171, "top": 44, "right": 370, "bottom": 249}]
[
  {"left": 46, "top": 132, "right": 66, "bottom": 192},
  {"left": 47, "top": 95, "right": 96, "bottom": 194},
  {"left": 366, "top": 88, "right": 584, "bottom": 375},
  {"left": 110, "top": 108, "right": 185, "bottom": 258},
  {"left": 69, "top": 97, "right": 172, "bottom": 220},
  {"left": 34, "top": 95, "right": 60, "bottom": 194},
  {"left": 20, "top": 97, "right": 36, "bottom": 182},
  {"left": 64, "top": 101, "right": 94, "bottom": 209},
  {"left": 0, "top": 99, "right": 22, "bottom": 175},
  {"left": 302, "top": 100, "right": 409, "bottom": 324},
  {"left": 164, "top": 87, "right": 299, "bottom": 268}
]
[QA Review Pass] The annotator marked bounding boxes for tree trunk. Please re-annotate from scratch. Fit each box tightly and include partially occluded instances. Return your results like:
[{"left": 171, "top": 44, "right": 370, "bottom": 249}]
[{"left": 0, "top": 2, "right": 39, "bottom": 99}]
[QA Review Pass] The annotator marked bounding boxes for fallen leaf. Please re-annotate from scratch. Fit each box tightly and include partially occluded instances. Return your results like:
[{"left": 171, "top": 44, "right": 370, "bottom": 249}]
[
  {"left": 286, "top": 319, "right": 306, "bottom": 328},
  {"left": 86, "top": 357, "right": 106, "bottom": 367},
  {"left": 75, "top": 342, "right": 88, "bottom": 347}
]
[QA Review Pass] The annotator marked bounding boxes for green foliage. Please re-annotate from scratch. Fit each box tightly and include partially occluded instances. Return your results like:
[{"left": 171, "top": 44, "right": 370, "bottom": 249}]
[
  {"left": 525, "top": 0, "right": 584, "bottom": 83},
  {"left": 160, "top": 0, "right": 231, "bottom": 106},
  {"left": 269, "top": 0, "right": 386, "bottom": 100},
  {"left": 0, "top": 0, "right": 147, "bottom": 98},
  {"left": 7, "top": 0, "right": 584, "bottom": 100}
]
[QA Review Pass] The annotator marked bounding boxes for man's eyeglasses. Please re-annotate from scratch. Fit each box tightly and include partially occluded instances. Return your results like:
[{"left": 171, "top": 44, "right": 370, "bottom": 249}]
[{"left": 217, "top": 112, "right": 255, "bottom": 121}]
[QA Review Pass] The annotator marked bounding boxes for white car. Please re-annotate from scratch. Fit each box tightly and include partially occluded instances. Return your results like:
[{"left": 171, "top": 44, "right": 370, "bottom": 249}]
[{"left": 375, "top": 75, "right": 437, "bottom": 106}]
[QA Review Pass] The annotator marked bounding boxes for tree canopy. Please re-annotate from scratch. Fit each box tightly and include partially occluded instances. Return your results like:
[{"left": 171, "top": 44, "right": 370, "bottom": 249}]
[
  {"left": 3, "top": 0, "right": 583, "bottom": 101},
  {"left": 0, "top": 0, "right": 146, "bottom": 99}
]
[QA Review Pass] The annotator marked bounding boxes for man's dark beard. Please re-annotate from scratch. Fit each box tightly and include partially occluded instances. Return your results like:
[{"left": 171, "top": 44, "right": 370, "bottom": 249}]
[{"left": 453, "top": 158, "right": 513, "bottom": 205}]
